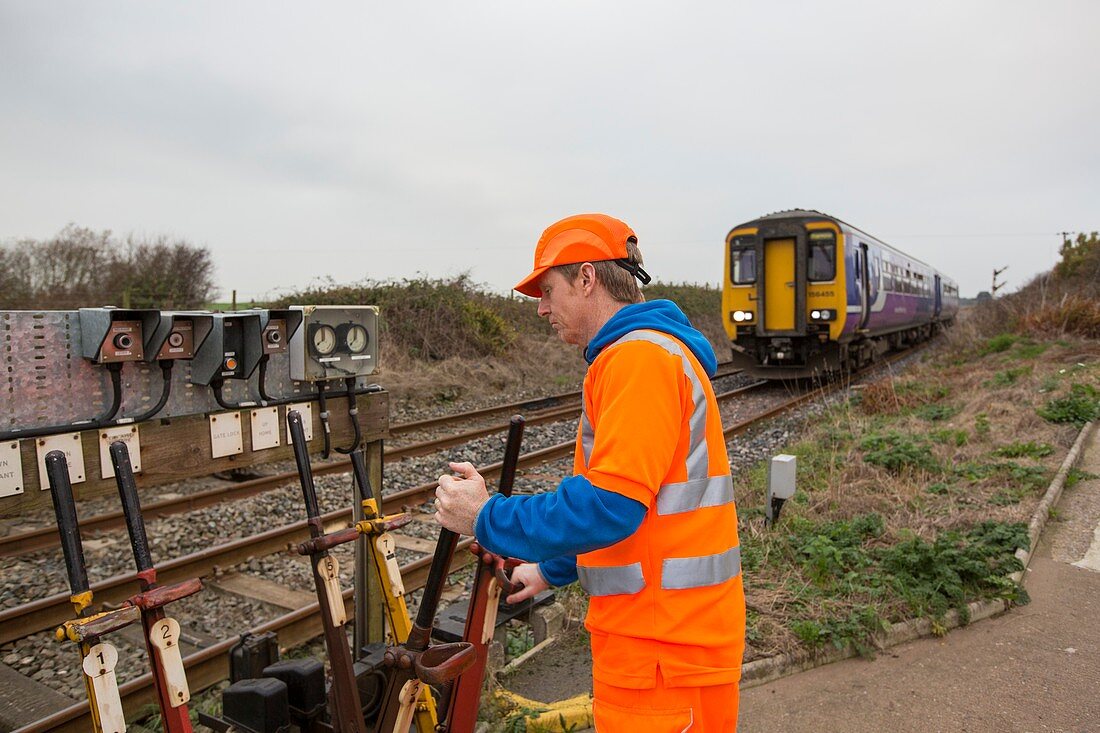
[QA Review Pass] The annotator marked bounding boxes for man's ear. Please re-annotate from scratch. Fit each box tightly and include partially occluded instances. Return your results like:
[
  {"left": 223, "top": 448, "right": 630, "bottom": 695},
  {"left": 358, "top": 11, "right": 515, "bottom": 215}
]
[{"left": 578, "top": 262, "right": 597, "bottom": 294}]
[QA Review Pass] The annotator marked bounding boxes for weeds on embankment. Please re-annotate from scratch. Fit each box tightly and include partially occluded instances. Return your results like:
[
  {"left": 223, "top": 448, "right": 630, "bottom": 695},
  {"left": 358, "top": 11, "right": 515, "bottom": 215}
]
[{"left": 736, "top": 331, "right": 1099, "bottom": 662}]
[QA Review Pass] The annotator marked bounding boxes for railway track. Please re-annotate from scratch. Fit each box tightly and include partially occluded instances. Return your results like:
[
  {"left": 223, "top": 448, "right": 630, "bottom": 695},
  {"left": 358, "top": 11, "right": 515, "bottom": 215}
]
[
  {"left": 0, "top": 363, "right": 744, "bottom": 559},
  {"left": 3, "top": 350, "right": 924, "bottom": 731}
]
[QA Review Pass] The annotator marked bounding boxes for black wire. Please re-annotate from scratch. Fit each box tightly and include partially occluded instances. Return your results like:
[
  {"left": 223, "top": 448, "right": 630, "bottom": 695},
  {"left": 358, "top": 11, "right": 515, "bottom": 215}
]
[
  {"left": 257, "top": 355, "right": 273, "bottom": 403},
  {"left": 0, "top": 361, "right": 124, "bottom": 441},
  {"left": 316, "top": 379, "right": 331, "bottom": 459},
  {"left": 91, "top": 362, "right": 125, "bottom": 426},
  {"left": 129, "top": 361, "right": 174, "bottom": 423},
  {"left": 212, "top": 379, "right": 240, "bottom": 411},
  {"left": 334, "top": 376, "right": 362, "bottom": 454}
]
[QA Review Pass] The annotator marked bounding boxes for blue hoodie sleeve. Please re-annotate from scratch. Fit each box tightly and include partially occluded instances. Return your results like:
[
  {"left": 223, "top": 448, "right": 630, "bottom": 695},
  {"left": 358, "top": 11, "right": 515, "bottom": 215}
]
[
  {"left": 537, "top": 555, "right": 579, "bottom": 587},
  {"left": 474, "top": 475, "right": 647, "bottom": 563}
]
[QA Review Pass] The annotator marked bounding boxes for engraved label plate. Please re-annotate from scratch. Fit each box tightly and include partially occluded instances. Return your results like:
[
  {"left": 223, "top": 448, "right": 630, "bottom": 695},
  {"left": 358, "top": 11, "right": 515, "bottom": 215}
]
[
  {"left": 209, "top": 412, "right": 244, "bottom": 459},
  {"left": 286, "top": 403, "right": 314, "bottom": 443},
  {"left": 99, "top": 426, "right": 141, "bottom": 480},
  {"left": 149, "top": 617, "right": 190, "bottom": 707},
  {"left": 82, "top": 642, "right": 126, "bottom": 733},
  {"left": 0, "top": 442, "right": 22, "bottom": 498},
  {"left": 36, "top": 433, "right": 86, "bottom": 490},
  {"left": 250, "top": 407, "right": 280, "bottom": 451},
  {"left": 376, "top": 534, "right": 405, "bottom": 597},
  {"left": 316, "top": 555, "right": 347, "bottom": 627}
]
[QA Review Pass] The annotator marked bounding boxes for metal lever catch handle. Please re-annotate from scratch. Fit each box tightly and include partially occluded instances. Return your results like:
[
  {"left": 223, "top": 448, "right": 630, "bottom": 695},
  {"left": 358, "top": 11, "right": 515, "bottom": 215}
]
[
  {"left": 492, "top": 414, "right": 527, "bottom": 595},
  {"left": 286, "top": 410, "right": 323, "bottom": 528},
  {"left": 45, "top": 451, "right": 91, "bottom": 610},
  {"left": 413, "top": 642, "right": 477, "bottom": 687},
  {"left": 110, "top": 441, "right": 155, "bottom": 576}
]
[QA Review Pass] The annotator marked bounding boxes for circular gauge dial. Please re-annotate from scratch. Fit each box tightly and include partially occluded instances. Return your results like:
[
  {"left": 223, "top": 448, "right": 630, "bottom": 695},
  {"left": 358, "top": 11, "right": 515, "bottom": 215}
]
[
  {"left": 345, "top": 324, "right": 369, "bottom": 354},
  {"left": 311, "top": 324, "right": 338, "bottom": 356}
]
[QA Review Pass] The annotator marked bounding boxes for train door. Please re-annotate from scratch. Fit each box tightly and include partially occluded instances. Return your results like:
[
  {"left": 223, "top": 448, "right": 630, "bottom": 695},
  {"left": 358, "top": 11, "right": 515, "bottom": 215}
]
[
  {"left": 763, "top": 238, "right": 796, "bottom": 331},
  {"left": 858, "top": 242, "right": 871, "bottom": 329},
  {"left": 934, "top": 274, "right": 942, "bottom": 318}
]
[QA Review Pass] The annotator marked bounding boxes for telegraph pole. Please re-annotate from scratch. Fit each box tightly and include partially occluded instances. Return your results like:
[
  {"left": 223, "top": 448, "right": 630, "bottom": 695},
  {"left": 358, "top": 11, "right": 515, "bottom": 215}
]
[{"left": 992, "top": 266, "right": 1008, "bottom": 297}]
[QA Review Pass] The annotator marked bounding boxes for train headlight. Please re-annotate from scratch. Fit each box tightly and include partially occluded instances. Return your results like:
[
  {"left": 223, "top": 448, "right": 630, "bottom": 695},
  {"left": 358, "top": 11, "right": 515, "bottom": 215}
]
[
  {"left": 811, "top": 310, "right": 821, "bottom": 320},
  {"left": 732, "top": 310, "right": 754, "bottom": 323},
  {"left": 810, "top": 309, "right": 834, "bottom": 322}
]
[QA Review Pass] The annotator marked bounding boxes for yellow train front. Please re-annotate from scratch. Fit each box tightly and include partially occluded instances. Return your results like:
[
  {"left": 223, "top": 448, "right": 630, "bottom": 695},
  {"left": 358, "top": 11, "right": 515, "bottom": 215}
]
[{"left": 722, "top": 210, "right": 957, "bottom": 379}]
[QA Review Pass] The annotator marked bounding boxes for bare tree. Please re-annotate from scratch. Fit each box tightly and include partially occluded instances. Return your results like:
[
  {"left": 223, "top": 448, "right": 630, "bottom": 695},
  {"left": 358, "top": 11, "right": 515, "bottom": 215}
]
[{"left": 0, "top": 224, "right": 217, "bottom": 309}]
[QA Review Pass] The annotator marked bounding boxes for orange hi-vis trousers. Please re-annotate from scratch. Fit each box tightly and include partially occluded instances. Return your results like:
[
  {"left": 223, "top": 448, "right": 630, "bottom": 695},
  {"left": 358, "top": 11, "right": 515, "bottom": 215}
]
[{"left": 593, "top": 670, "right": 740, "bottom": 732}]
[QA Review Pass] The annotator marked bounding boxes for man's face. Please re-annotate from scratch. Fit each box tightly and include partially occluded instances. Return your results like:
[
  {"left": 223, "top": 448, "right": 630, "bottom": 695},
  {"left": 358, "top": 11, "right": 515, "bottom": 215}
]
[{"left": 535, "top": 268, "right": 588, "bottom": 346}]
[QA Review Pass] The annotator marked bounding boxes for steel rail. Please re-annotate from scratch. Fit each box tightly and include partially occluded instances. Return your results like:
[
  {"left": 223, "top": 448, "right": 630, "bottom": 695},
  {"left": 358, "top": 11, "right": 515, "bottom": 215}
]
[
  {"left": 9, "top": 353, "right": 922, "bottom": 733},
  {"left": 387, "top": 361, "right": 741, "bottom": 436},
  {"left": 0, "top": 439, "right": 580, "bottom": 645},
  {"left": 0, "top": 366, "right": 745, "bottom": 559},
  {"left": 12, "top": 540, "right": 476, "bottom": 733},
  {"left": 0, "top": 404, "right": 581, "bottom": 560},
  {"left": 0, "top": 378, "right": 765, "bottom": 645}
]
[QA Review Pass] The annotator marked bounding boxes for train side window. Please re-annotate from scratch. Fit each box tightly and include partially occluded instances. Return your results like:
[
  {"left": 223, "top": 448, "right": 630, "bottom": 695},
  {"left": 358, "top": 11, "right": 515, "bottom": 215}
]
[
  {"left": 731, "top": 246, "right": 756, "bottom": 284},
  {"left": 807, "top": 231, "right": 836, "bottom": 281}
]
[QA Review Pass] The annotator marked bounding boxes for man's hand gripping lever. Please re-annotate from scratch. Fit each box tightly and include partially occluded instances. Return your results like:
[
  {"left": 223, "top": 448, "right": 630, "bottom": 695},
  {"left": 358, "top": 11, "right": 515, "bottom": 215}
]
[{"left": 440, "top": 415, "right": 527, "bottom": 733}]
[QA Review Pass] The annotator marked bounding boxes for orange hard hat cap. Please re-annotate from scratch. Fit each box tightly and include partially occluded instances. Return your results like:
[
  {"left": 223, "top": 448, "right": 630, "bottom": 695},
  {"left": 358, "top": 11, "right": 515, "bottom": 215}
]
[{"left": 513, "top": 213, "right": 637, "bottom": 298}]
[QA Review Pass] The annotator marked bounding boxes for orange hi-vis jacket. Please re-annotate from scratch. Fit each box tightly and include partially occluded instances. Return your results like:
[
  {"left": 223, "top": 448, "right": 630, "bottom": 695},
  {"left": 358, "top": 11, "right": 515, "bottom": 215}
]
[{"left": 575, "top": 329, "right": 746, "bottom": 689}]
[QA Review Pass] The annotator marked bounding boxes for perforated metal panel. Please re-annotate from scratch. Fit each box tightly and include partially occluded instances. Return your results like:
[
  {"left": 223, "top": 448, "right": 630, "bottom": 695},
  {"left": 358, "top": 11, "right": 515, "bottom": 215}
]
[{"left": 2, "top": 310, "right": 373, "bottom": 432}]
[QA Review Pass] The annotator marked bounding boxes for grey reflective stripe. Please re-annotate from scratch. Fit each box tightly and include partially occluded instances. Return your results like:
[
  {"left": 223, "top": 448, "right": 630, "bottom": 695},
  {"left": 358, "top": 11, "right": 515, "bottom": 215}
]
[
  {"left": 577, "top": 562, "right": 646, "bottom": 596},
  {"left": 580, "top": 387, "right": 595, "bottom": 467},
  {"left": 662, "top": 546, "right": 742, "bottom": 590},
  {"left": 657, "top": 474, "right": 735, "bottom": 516},
  {"left": 605, "top": 331, "right": 709, "bottom": 476}
]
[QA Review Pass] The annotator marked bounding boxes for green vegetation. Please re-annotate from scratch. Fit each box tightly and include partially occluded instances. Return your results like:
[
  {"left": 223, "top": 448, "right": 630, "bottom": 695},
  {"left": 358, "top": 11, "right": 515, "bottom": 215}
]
[
  {"left": 985, "top": 366, "right": 1032, "bottom": 387},
  {"left": 994, "top": 442, "right": 1054, "bottom": 459},
  {"left": 1037, "top": 383, "right": 1100, "bottom": 426},
  {"left": 860, "top": 432, "right": 938, "bottom": 473},
  {"left": 776, "top": 514, "right": 1028, "bottom": 655},
  {"left": 980, "top": 333, "right": 1017, "bottom": 355},
  {"left": 276, "top": 274, "right": 522, "bottom": 360}
]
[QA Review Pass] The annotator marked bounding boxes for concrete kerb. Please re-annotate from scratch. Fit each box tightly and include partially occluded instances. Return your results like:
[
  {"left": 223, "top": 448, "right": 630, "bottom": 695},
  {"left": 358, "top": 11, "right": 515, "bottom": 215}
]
[{"left": 495, "top": 421, "right": 1097, "bottom": 730}]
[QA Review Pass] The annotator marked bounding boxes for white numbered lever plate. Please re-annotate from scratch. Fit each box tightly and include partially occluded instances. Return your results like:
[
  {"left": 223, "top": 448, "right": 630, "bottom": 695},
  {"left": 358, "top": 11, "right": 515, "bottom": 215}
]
[
  {"left": 82, "top": 642, "right": 127, "bottom": 733},
  {"left": 316, "top": 555, "right": 348, "bottom": 627},
  {"left": 149, "top": 617, "right": 191, "bottom": 707}
]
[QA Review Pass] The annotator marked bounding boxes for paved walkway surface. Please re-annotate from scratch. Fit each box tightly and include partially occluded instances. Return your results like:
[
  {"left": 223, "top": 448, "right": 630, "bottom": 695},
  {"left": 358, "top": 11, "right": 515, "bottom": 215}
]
[{"left": 739, "top": 425, "right": 1100, "bottom": 733}]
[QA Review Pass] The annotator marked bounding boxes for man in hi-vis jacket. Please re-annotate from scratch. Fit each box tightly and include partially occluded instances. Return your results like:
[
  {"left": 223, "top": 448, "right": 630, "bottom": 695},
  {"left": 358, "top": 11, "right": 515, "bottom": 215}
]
[{"left": 435, "top": 213, "right": 745, "bottom": 732}]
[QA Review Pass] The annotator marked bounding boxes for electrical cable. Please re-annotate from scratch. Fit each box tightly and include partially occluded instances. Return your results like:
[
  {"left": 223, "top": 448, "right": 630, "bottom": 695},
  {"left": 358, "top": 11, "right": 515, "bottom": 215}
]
[
  {"left": 257, "top": 355, "right": 274, "bottom": 403},
  {"left": 128, "top": 361, "right": 174, "bottom": 424},
  {"left": 0, "top": 362, "right": 125, "bottom": 441},
  {"left": 334, "top": 376, "right": 362, "bottom": 455},
  {"left": 316, "top": 379, "right": 332, "bottom": 459}
]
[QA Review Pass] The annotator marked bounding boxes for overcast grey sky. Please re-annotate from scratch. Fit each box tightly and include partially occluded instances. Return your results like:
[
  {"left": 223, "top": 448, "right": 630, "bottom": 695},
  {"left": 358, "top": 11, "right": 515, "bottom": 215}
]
[{"left": 1, "top": 1, "right": 1097, "bottom": 301}]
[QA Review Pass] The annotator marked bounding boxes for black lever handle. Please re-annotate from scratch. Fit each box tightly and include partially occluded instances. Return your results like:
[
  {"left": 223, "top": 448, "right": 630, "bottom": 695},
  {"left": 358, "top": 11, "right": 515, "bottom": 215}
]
[
  {"left": 412, "top": 527, "right": 460, "bottom": 648},
  {"left": 498, "top": 415, "right": 525, "bottom": 499},
  {"left": 110, "top": 441, "right": 154, "bottom": 575},
  {"left": 348, "top": 449, "right": 377, "bottom": 504},
  {"left": 45, "top": 451, "right": 90, "bottom": 605},
  {"left": 287, "top": 410, "right": 323, "bottom": 531}
]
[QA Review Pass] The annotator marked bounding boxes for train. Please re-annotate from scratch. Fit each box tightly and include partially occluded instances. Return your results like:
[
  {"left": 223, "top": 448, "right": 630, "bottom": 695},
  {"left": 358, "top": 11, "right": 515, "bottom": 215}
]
[{"left": 722, "top": 210, "right": 958, "bottom": 379}]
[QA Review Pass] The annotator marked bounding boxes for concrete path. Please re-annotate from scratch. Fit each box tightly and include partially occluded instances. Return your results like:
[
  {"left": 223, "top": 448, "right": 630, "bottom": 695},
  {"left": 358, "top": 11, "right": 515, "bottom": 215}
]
[{"left": 739, "top": 425, "right": 1100, "bottom": 733}]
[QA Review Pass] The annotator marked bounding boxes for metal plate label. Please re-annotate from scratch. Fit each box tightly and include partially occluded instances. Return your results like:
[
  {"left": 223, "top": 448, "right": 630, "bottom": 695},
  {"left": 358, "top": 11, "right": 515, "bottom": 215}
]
[
  {"left": 286, "top": 403, "right": 314, "bottom": 443},
  {"left": 0, "top": 442, "right": 22, "bottom": 498},
  {"left": 99, "top": 426, "right": 141, "bottom": 480},
  {"left": 36, "top": 433, "right": 86, "bottom": 490},
  {"left": 250, "top": 407, "right": 280, "bottom": 451},
  {"left": 209, "top": 412, "right": 243, "bottom": 459}
]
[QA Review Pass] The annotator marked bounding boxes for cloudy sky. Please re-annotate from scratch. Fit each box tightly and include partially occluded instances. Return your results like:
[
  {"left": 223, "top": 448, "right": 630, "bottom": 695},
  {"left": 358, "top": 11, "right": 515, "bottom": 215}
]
[{"left": 1, "top": 1, "right": 1096, "bottom": 301}]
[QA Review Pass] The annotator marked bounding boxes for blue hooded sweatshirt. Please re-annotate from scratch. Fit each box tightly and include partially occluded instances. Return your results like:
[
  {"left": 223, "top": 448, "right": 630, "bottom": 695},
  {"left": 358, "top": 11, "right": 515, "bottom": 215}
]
[{"left": 474, "top": 300, "right": 719, "bottom": 586}]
